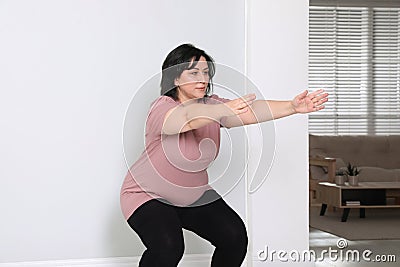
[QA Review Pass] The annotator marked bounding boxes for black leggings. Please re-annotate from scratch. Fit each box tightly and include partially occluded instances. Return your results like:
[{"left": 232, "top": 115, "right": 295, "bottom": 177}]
[{"left": 127, "top": 190, "right": 248, "bottom": 267}]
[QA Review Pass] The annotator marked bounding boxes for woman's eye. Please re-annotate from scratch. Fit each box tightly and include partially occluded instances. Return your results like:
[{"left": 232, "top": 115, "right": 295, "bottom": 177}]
[
  {"left": 203, "top": 71, "right": 209, "bottom": 76},
  {"left": 190, "top": 72, "right": 198, "bottom": 75}
]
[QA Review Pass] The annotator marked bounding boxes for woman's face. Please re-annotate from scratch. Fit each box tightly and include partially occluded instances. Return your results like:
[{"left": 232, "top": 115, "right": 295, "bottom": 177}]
[{"left": 175, "top": 56, "right": 210, "bottom": 102}]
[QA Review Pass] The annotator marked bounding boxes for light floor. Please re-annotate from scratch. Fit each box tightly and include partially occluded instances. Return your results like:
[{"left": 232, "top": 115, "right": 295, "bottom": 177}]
[{"left": 309, "top": 227, "right": 400, "bottom": 266}]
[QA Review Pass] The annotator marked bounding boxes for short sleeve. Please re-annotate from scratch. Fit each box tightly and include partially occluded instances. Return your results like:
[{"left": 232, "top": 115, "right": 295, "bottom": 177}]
[{"left": 146, "top": 96, "right": 178, "bottom": 137}]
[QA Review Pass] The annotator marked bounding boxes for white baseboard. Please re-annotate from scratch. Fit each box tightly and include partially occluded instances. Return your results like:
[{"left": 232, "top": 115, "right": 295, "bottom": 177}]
[{"left": 0, "top": 254, "right": 212, "bottom": 267}]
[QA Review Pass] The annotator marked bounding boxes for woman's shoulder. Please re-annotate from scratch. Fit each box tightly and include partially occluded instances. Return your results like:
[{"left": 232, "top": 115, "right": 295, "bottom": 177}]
[
  {"left": 146, "top": 96, "right": 179, "bottom": 126},
  {"left": 154, "top": 95, "right": 177, "bottom": 103},
  {"left": 150, "top": 95, "right": 178, "bottom": 109}
]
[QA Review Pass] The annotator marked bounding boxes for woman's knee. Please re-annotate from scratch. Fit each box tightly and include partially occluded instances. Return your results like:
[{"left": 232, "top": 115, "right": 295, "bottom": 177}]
[
  {"left": 159, "top": 231, "right": 185, "bottom": 256},
  {"left": 142, "top": 232, "right": 185, "bottom": 265},
  {"left": 217, "top": 221, "right": 248, "bottom": 252},
  {"left": 231, "top": 224, "right": 248, "bottom": 251},
  {"left": 128, "top": 201, "right": 185, "bottom": 265},
  {"left": 211, "top": 224, "right": 248, "bottom": 266}
]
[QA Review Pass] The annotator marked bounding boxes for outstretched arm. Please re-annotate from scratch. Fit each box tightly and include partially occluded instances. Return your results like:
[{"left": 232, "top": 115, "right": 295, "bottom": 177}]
[
  {"left": 221, "top": 89, "right": 328, "bottom": 128},
  {"left": 162, "top": 94, "right": 256, "bottom": 135}
]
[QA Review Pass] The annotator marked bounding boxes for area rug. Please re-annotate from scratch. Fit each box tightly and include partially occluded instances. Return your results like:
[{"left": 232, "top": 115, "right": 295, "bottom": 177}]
[{"left": 309, "top": 206, "right": 400, "bottom": 241}]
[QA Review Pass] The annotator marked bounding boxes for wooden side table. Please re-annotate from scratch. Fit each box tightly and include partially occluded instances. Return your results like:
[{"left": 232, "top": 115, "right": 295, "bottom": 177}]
[{"left": 316, "top": 182, "right": 400, "bottom": 222}]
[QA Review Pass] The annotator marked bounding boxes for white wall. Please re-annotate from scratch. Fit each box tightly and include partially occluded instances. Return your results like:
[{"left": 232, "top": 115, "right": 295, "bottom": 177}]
[
  {"left": 247, "top": 0, "right": 312, "bottom": 266},
  {"left": 0, "top": 0, "right": 246, "bottom": 263},
  {"left": 0, "top": 0, "right": 310, "bottom": 266}
]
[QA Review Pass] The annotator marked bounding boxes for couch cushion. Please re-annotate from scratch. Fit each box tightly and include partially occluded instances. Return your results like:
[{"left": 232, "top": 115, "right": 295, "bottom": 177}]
[{"left": 358, "top": 167, "right": 400, "bottom": 182}]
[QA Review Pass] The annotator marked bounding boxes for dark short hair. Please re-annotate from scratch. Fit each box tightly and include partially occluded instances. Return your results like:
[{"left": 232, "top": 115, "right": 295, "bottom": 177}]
[{"left": 160, "top": 44, "right": 215, "bottom": 100}]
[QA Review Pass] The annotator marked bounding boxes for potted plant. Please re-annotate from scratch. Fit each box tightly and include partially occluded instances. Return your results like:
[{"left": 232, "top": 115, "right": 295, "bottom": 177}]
[
  {"left": 335, "top": 169, "right": 346, "bottom": 185},
  {"left": 346, "top": 162, "right": 361, "bottom": 186}
]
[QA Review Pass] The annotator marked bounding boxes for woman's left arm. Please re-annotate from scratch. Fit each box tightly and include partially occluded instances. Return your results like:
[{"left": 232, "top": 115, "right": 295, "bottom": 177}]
[{"left": 222, "top": 89, "right": 328, "bottom": 128}]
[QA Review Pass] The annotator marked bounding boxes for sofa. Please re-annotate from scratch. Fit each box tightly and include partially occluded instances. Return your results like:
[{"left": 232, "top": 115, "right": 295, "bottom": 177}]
[{"left": 309, "top": 134, "right": 400, "bottom": 201}]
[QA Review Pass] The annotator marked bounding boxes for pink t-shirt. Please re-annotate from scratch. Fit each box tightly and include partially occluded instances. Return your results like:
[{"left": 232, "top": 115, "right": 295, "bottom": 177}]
[{"left": 120, "top": 94, "right": 230, "bottom": 220}]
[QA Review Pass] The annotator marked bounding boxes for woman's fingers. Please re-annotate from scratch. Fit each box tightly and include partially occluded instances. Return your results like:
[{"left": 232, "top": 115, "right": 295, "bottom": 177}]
[
  {"left": 298, "top": 90, "right": 309, "bottom": 99},
  {"left": 307, "top": 89, "right": 328, "bottom": 112},
  {"left": 310, "top": 88, "right": 324, "bottom": 96},
  {"left": 317, "top": 95, "right": 329, "bottom": 104},
  {"left": 225, "top": 94, "right": 257, "bottom": 115},
  {"left": 242, "top": 93, "right": 257, "bottom": 101},
  {"left": 308, "top": 90, "right": 328, "bottom": 104},
  {"left": 240, "top": 93, "right": 256, "bottom": 106},
  {"left": 238, "top": 94, "right": 256, "bottom": 110},
  {"left": 313, "top": 94, "right": 329, "bottom": 107},
  {"left": 237, "top": 107, "right": 248, "bottom": 114}
]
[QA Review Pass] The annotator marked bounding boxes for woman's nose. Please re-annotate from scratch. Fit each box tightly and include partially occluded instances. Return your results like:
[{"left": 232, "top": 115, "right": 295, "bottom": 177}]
[{"left": 198, "top": 73, "right": 207, "bottom": 83}]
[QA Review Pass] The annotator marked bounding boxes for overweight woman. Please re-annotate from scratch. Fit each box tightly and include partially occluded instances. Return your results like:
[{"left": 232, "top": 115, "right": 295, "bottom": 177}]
[{"left": 120, "top": 43, "right": 328, "bottom": 267}]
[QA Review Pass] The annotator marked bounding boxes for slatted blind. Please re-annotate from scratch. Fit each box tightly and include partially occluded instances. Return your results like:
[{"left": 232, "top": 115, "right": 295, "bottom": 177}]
[
  {"left": 373, "top": 8, "right": 400, "bottom": 134},
  {"left": 308, "top": 1, "right": 400, "bottom": 135}
]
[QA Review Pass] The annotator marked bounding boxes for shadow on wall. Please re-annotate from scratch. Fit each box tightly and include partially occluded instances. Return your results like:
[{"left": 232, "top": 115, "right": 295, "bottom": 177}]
[{"left": 106, "top": 205, "right": 145, "bottom": 257}]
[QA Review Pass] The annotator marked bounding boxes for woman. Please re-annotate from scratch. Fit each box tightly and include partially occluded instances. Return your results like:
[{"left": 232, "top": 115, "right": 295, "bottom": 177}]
[{"left": 120, "top": 43, "right": 328, "bottom": 267}]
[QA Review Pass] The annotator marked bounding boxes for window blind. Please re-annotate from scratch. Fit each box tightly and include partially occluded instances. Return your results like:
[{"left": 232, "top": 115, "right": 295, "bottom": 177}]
[
  {"left": 373, "top": 8, "right": 400, "bottom": 134},
  {"left": 308, "top": 1, "right": 400, "bottom": 135}
]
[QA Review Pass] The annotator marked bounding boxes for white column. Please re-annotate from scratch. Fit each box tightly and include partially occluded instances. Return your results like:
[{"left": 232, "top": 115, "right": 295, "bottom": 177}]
[{"left": 246, "top": 0, "right": 313, "bottom": 266}]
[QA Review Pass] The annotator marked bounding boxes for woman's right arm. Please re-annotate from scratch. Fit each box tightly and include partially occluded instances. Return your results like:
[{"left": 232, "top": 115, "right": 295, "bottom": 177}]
[{"left": 162, "top": 94, "right": 256, "bottom": 135}]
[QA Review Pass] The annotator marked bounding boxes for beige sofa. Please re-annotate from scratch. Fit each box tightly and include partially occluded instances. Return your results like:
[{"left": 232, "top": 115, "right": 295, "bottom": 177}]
[{"left": 309, "top": 134, "right": 400, "bottom": 201}]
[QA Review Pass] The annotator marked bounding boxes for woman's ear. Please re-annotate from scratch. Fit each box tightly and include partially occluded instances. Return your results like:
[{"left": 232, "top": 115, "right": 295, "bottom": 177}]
[{"left": 174, "top": 78, "right": 179, "bottom": 87}]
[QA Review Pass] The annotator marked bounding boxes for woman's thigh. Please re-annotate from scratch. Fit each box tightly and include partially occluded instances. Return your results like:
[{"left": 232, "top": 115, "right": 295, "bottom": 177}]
[{"left": 127, "top": 199, "right": 184, "bottom": 251}]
